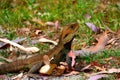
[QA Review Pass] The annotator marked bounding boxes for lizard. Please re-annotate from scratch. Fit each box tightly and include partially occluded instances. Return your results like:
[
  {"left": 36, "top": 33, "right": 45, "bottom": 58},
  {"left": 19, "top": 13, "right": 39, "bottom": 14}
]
[{"left": 0, "top": 23, "right": 79, "bottom": 74}]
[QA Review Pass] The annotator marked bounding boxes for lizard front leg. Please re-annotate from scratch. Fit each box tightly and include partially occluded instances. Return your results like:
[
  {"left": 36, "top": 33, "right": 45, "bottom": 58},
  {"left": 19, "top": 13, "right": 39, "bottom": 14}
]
[{"left": 28, "top": 62, "right": 44, "bottom": 73}]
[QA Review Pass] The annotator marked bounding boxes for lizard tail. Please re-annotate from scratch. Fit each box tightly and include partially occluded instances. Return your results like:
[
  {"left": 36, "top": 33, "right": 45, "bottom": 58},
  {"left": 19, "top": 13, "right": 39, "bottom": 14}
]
[{"left": 0, "top": 59, "right": 29, "bottom": 74}]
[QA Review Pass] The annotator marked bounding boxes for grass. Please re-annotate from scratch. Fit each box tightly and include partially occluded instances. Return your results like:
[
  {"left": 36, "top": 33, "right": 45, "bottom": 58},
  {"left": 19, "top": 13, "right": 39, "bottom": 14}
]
[
  {"left": 0, "top": 0, "right": 120, "bottom": 79},
  {"left": 79, "top": 50, "right": 120, "bottom": 63},
  {"left": 0, "top": 0, "right": 119, "bottom": 28},
  {"left": 0, "top": 0, "right": 120, "bottom": 60},
  {"left": 0, "top": 0, "right": 120, "bottom": 64}
]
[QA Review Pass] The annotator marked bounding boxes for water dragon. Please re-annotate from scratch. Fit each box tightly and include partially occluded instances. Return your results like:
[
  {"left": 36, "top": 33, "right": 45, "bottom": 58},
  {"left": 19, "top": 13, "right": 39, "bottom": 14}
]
[{"left": 0, "top": 23, "right": 78, "bottom": 74}]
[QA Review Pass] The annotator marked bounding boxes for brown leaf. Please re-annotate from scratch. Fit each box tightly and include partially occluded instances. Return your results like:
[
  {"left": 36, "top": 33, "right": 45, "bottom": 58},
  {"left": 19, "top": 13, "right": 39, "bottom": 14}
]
[
  {"left": 12, "top": 72, "right": 23, "bottom": 80},
  {"left": 39, "top": 64, "right": 57, "bottom": 75},
  {"left": 81, "top": 64, "right": 91, "bottom": 71},
  {"left": 35, "top": 30, "right": 43, "bottom": 35},
  {"left": 45, "top": 20, "right": 60, "bottom": 29},
  {"left": 117, "top": 28, "right": 120, "bottom": 34},
  {"left": 117, "top": 73, "right": 120, "bottom": 78},
  {"left": 88, "top": 74, "right": 108, "bottom": 80},
  {"left": 91, "top": 61, "right": 101, "bottom": 67},
  {"left": 32, "top": 18, "right": 45, "bottom": 26},
  {"left": 94, "top": 66, "right": 106, "bottom": 72},
  {"left": 54, "top": 20, "right": 60, "bottom": 29},
  {"left": 55, "top": 65, "right": 65, "bottom": 76},
  {"left": 25, "top": 47, "right": 40, "bottom": 53},
  {"left": 64, "top": 71, "right": 79, "bottom": 76},
  {"left": 91, "top": 68, "right": 120, "bottom": 76},
  {"left": 18, "top": 28, "right": 30, "bottom": 35},
  {"left": 45, "top": 22, "right": 55, "bottom": 26},
  {"left": 39, "top": 64, "right": 51, "bottom": 74},
  {"left": 108, "top": 68, "right": 120, "bottom": 73}
]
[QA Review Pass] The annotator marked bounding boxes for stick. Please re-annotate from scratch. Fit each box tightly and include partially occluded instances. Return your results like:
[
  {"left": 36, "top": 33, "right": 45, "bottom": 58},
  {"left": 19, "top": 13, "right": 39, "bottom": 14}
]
[{"left": 0, "top": 38, "right": 39, "bottom": 53}]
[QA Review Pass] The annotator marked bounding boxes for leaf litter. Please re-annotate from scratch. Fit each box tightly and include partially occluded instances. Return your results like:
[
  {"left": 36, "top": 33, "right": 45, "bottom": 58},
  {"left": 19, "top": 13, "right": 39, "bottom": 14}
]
[
  {"left": 0, "top": 0, "right": 120, "bottom": 80},
  {"left": 1, "top": 18, "right": 120, "bottom": 80},
  {"left": 1, "top": 26, "right": 120, "bottom": 80}
]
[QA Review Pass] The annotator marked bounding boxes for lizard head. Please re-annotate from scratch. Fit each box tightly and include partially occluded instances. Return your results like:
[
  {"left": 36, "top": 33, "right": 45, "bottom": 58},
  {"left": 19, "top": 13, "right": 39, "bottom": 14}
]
[{"left": 60, "top": 23, "right": 79, "bottom": 44}]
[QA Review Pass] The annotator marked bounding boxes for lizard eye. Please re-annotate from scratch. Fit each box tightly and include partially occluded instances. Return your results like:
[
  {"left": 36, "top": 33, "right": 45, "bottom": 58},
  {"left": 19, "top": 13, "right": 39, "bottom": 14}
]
[{"left": 70, "top": 25, "right": 74, "bottom": 29}]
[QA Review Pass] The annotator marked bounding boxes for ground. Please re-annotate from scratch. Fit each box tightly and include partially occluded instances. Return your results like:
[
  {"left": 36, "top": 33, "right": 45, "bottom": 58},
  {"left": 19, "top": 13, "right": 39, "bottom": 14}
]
[{"left": 0, "top": 0, "right": 120, "bottom": 79}]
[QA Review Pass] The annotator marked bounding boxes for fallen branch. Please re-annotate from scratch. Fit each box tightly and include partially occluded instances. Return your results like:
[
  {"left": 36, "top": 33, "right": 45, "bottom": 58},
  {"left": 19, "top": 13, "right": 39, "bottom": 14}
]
[
  {"left": 72, "top": 31, "right": 109, "bottom": 56},
  {"left": 87, "top": 68, "right": 120, "bottom": 80},
  {"left": 0, "top": 38, "right": 39, "bottom": 53},
  {"left": 0, "top": 37, "right": 26, "bottom": 49}
]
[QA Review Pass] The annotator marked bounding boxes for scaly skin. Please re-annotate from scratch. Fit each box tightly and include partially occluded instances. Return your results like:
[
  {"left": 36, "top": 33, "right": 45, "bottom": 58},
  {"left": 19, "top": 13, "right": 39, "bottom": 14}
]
[{"left": 0, "top": 23, "right": 78, "bottom": 74}]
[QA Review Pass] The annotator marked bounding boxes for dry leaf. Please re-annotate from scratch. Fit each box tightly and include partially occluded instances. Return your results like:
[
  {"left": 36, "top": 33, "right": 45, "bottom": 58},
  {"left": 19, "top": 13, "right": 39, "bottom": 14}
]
[
  {"left": 25, "top": 47, "right": 39, "bottom": 53},
  {"left": 39, "top": 64, "right": 57, "bottom": 75},
  {"left": 39, "top": 38, "right": 57, "bottom": 45},
  {"left": 17, "top": 55, "right": 33, "bottom": 60},
  {"left": 32, "top": 18, "right": 45, "bottom": 26},
  {"left": 91, "top": 61, "right": 101, "bottom": 67},
  {"left": 94, "top": 66, "right": 106, "bottom": 71},
  {"left": 90, "top": 68, "right": 120, "bottom": 77},
  {"left": 45, "top": 22, "right": 55, "bottom": 26},
  {"left": 45, "top": 20, "right": 60, "bottom": 29},
  {"left": 88, "top": 74, "right": 108, "bottom": 80},
  {"left": 39, "top": 65, "right": 51, "bottom": 74},
  {"left": 35, "top": 30, "right": 42, "bottom": 35},
  {"left": 85, "top": 22, "right": 100, "bottom": 33},
  {"left": 117, "top": 28, "right": 120, "bottom": 34},
  {"left": 108, "top": 68, "right": 120, "bottom": 73},
  {"left": 18, "top": 28, "right": 30, "bottom": 35},
  {"left": 64, "top": 71, "right": 79, "bottom": 76},
  {"left": 40, "top": 56, "right": 66, "bottom": 76},
  {"left": 60, "top": 62, "right": 68, "bottom": 66},
  {"left": 104, "top": 57, "right": 113, "bottom": 61},
  {"left": 54, "top": 20, "right": 60, "bottom": 29},
  {"left": 85, "top": 14, "right": 91, "bottom": 20},
  {"left": 55, "top": 65, "right": 65, "bottom": 76},
  {"left": 88, "top": 68, "right": 120, "bottom": 80},
  {"left": 12, "top": 72, "right": 23, "bottom": 80},
  {"left": 40, "top": 55, "right": 56, "bottom": 75},
  {"left": 81, "top": 64, "right": 91, "bottom": 71}
]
